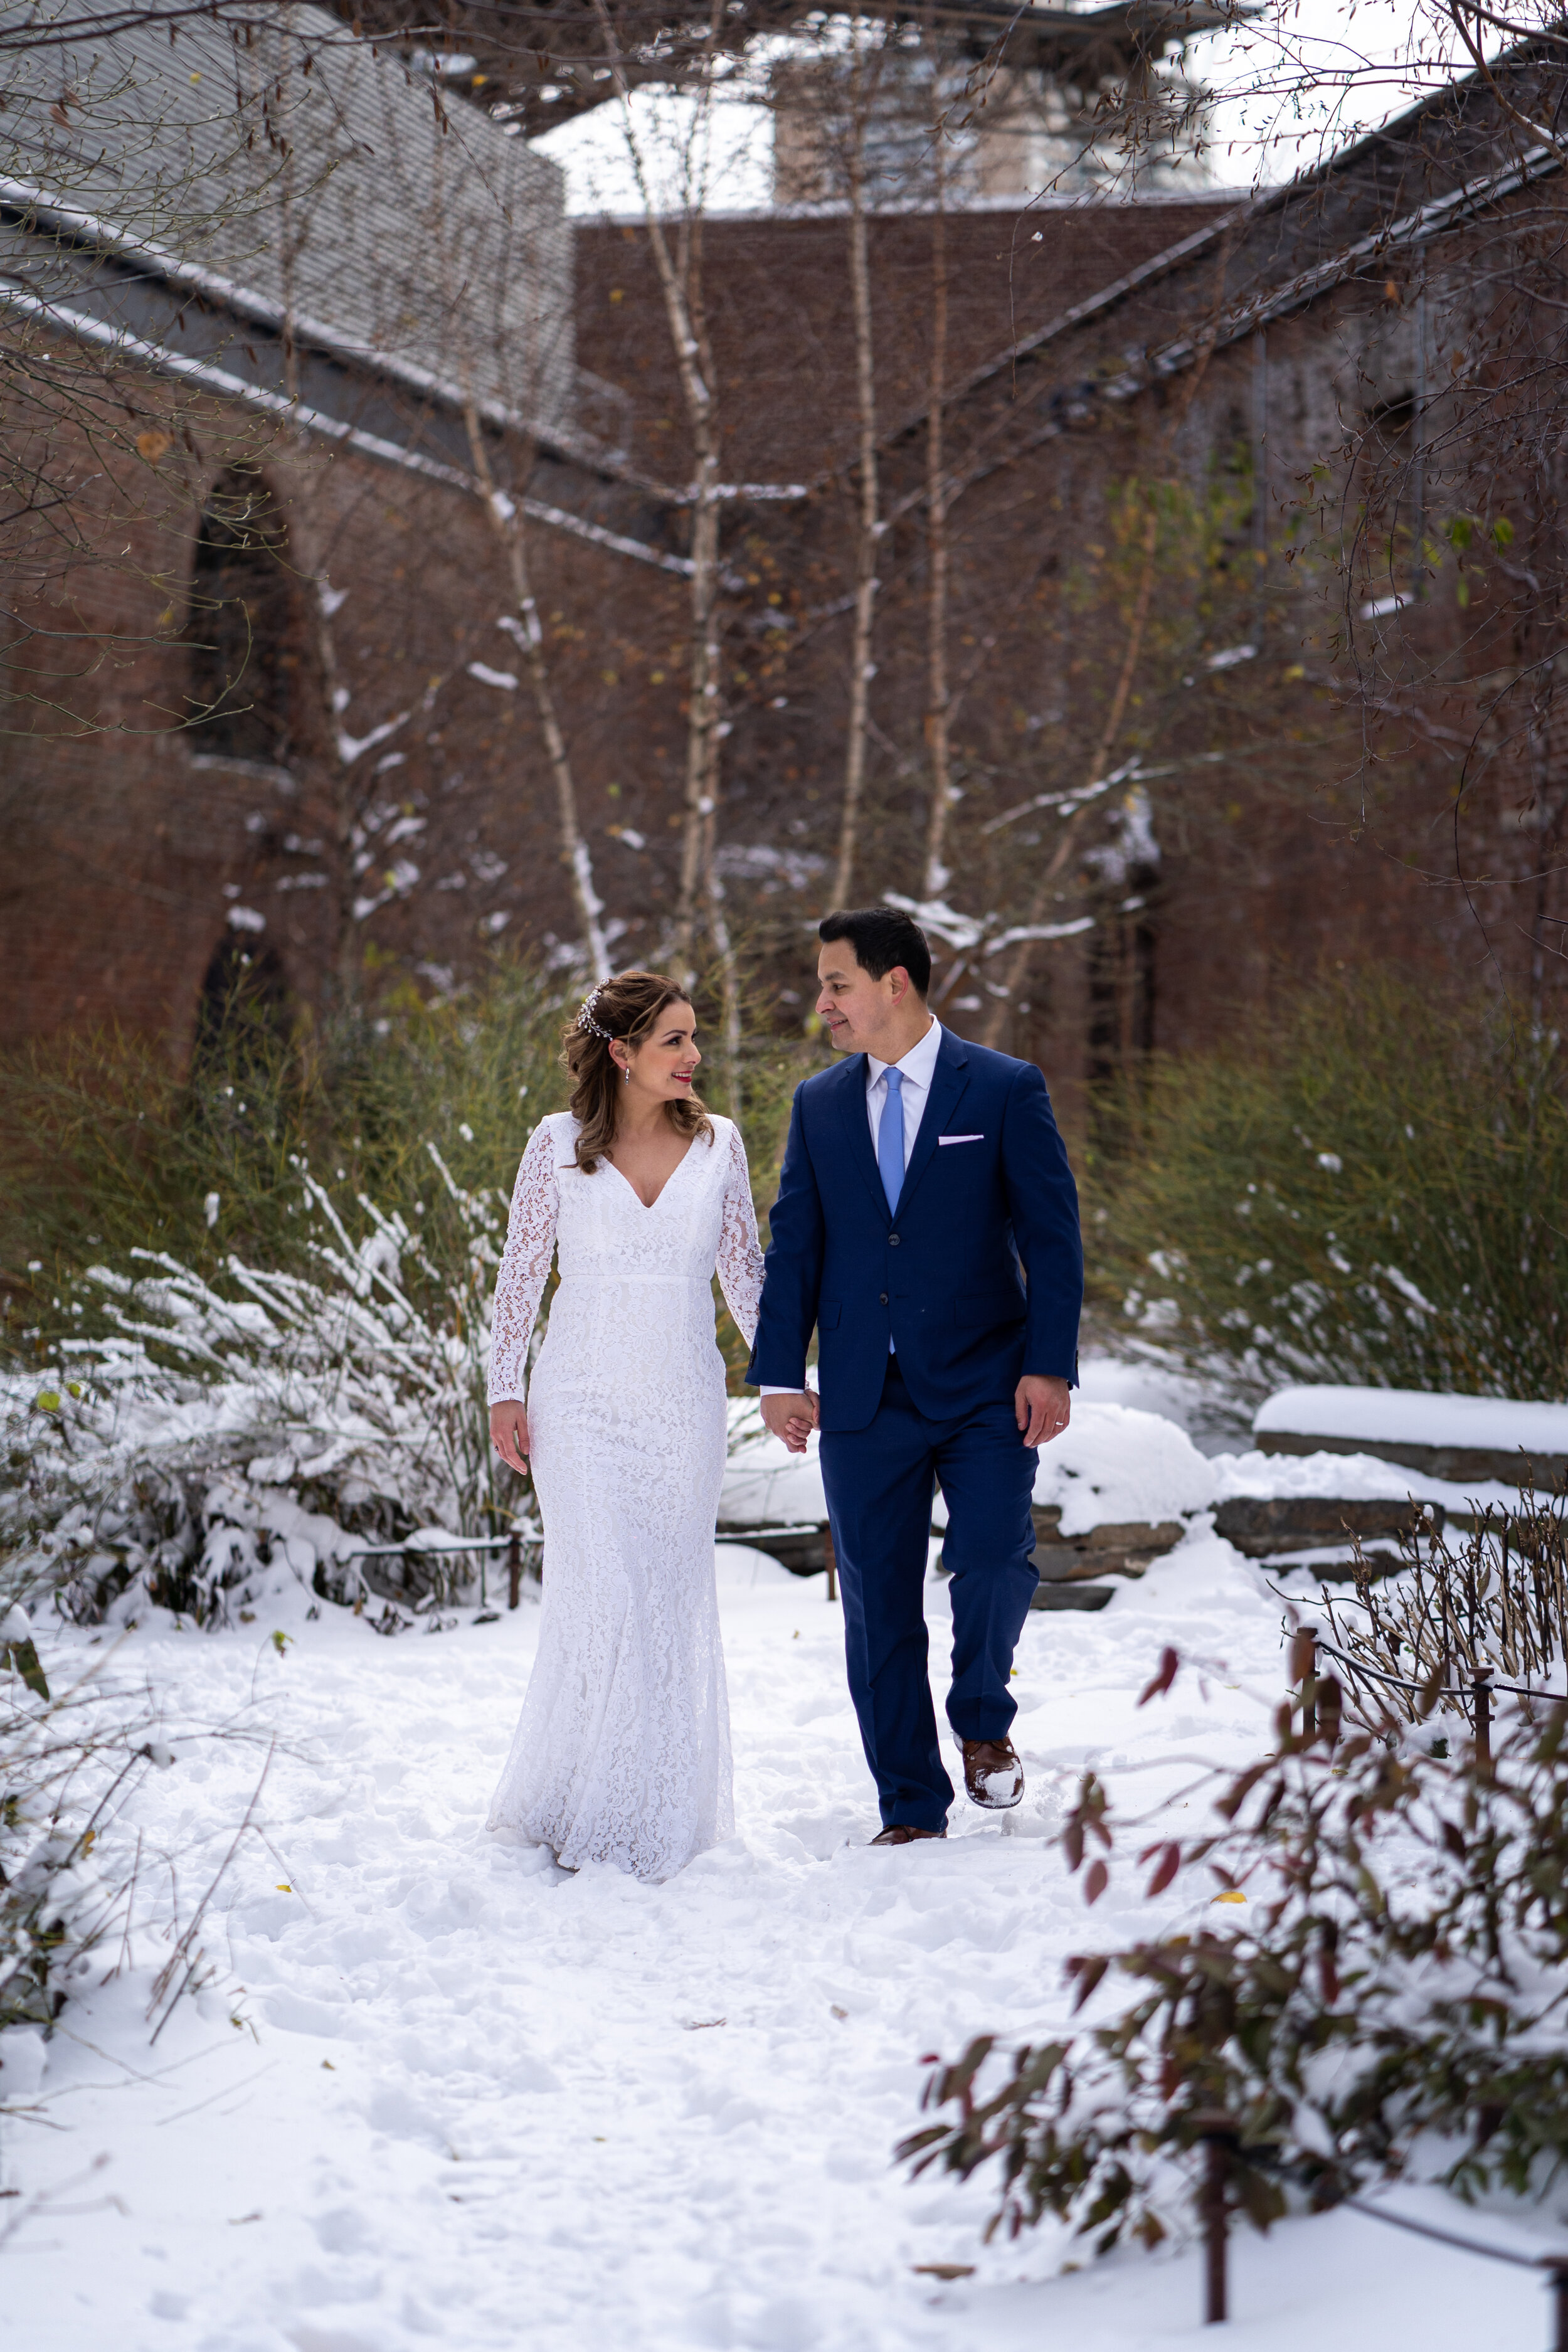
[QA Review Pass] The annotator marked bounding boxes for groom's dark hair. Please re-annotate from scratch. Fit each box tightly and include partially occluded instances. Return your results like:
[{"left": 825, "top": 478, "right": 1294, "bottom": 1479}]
[{"left": 818, "top": 906, "right": 931, "bottom": 997}]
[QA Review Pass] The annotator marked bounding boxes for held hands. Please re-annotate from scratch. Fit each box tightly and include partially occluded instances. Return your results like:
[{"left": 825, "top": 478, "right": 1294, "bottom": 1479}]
[
  {"left": 490, "top": 1399, "right": 531, "bottom": 1476},
  {"left": 762, "top": 1382, "right": 1062, "bottom": 1453},
  {"left": 760, "top": 1391, "right": 819, "bottom": 1456},
  {"left": 1015, "top": 1374, "right": 1070, "bottom": 1449}
]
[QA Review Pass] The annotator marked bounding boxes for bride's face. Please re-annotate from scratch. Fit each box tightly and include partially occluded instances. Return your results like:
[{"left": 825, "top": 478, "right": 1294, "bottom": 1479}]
[{"left": 619, "top": 1001, "right": 701, "bottom": 1103}]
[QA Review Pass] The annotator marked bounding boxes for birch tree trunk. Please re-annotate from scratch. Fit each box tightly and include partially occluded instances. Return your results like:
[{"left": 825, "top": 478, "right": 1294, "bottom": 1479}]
[
  {"left": 275, "top": 134, "right": 363, "bottom": 1004},
  {"left": 462, "top": 405, "right": 611, "bottom": 980},
  {"left": 594, "top": 0, "right": 739, "bottom": 1084},
  {"left": 832, "top": 23, "right": 881, "bottom": 910},
  {"left": 920, "top": 98, "right": 953, "bottom": 902}
]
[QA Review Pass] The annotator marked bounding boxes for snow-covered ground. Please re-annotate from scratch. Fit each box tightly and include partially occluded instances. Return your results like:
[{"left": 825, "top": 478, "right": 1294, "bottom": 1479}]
[{"left": 4, "top": 1501, "right": 1562, "bottom": 2351}]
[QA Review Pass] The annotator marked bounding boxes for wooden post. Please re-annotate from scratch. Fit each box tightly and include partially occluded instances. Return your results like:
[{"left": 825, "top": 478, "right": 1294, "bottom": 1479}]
[
  {"left": 1473, "top": 1673, "right": 1492, "bottom": 1769},
  {"left": 507, "top": 1532, "right": 521, "bottom": 1611},
  {"left": 823, "top": 1521, "right": 839, "bottom": 1605}
]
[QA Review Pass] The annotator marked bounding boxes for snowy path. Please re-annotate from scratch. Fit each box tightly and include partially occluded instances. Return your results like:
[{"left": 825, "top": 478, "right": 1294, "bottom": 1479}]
[{"left": 1, "top": 1539, "right": 1554, "bottom": 2351}]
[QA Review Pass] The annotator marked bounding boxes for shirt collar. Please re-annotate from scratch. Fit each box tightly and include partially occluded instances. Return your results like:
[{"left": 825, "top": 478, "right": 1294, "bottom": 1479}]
[{"left": 867, "top": 1017, "right": 942, "bottom": 1091}]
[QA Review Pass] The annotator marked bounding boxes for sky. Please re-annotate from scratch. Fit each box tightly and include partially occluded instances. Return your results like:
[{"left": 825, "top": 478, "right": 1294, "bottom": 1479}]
[{"left": 532, "top": 1, "right": 1504, "bottom": 216}]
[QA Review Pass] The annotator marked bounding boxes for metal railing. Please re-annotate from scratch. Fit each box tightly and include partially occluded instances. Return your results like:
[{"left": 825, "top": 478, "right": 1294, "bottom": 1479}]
[
  {"left": 347, "top": 1530, "right": 528, "bottom": 1609},
  {"left": 1295, "top": 1623, "right": 1563, "bottom": 1767},
  {"left": 343, "top": 1519, "right": 842, "bottom": 1610}
]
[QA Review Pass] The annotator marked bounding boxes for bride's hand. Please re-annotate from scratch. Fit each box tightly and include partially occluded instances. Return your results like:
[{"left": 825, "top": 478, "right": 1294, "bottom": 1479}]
[
  {"left": 490, "top": 1400, "right": 531, "bottom": 1475},
  {"left": 761, "top": 1391, "right": 818, "bottom": 1456}
]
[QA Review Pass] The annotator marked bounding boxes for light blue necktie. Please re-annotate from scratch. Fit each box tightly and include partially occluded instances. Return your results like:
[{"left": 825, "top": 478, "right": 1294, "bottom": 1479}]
[{"left": 877, "top": 1066, "right": 905, "bottom": 1214}]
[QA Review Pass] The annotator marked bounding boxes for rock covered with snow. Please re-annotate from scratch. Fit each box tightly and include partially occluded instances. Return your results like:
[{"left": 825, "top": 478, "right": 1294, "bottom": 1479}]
[
  {"left": 721, "top": 1392, "right": 1533, "bottom": 1554},
  {"left": 1255, "top": 1384, "right": 1568, "bottom": 1453},
  {"left": 1028, "top": 1401, "right": 1217, "bottom": 1534},
  {"left": 1210, "top": 1446, "right": 1518, "bottom": 1512},
  {"left": 723, "top": 1400, "right": 1221, "bottom": 1538}
]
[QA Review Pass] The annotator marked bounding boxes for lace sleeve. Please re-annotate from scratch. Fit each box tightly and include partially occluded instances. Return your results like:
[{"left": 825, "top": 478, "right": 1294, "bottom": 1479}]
[
  {"left": 716, "top": 1119, "right": 766, "bottom": 1349},
  {"left": 487, "top": 1120, "right": 561, "bottom": 1404}
]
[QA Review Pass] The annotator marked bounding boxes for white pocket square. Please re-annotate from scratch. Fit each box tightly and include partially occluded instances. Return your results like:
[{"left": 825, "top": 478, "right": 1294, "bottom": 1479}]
[{"left": 938, "top": 1133, "right": 984, "bottom": 1145}]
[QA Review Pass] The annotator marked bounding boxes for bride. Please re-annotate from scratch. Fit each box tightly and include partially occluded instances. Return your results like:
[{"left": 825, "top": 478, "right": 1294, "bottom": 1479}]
[{"left": 485, "top": 970, "right": 777, "bottom": 1881}]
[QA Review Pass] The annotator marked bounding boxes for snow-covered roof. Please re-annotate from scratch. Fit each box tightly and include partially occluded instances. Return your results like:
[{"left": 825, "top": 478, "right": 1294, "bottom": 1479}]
[
  {"left": 1254, "top": 1385, "right": 1568, "bottom": 1454},
  {"left": 2, "top": 1, "right": 573, "bottom": 433}
]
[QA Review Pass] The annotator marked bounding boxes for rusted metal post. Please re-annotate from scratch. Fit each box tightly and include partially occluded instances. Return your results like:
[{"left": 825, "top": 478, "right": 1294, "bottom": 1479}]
[
  {"left": 1544, "top": 2257, "right": 1568, "bottom": 2352},
  {"left": 507, "top": 1532, "right": 521, "bottom": 1611},
  {"left": 1291, "top": 1626, "right": 1317, "bottom": 1742},
  {"left": 1473, "top": 1673, "right": 1492, "bottom": 1769},
  {"left": 823, "top": 1520, "right": 839, "bottom": 1604},
  {"left": 1194, "top": 2117, "right": 1234, "bottom": 2324}
]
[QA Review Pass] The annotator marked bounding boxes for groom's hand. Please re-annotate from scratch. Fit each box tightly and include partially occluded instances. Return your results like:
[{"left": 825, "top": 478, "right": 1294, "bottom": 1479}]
[
  {"left": 1016, "top": 1375, "right": 1070, "bottom": 1449},
  {"left": 761, "top": 1391, "right": 818, "bottom": 1456}
]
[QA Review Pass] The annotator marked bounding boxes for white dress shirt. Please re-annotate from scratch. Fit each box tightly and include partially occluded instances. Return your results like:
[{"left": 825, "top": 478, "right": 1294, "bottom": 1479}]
[
  {"left": 761, "top": 1019, "right": 942, "bottom": 1395},
  {"left": 864, "top": 1016, "right": 943, "bottom": 1172}
]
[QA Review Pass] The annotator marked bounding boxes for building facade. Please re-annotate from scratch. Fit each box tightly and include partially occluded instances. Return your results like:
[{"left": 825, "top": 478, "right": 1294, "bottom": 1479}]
[{"left": 3, "top": 19, "right": 1564, "bottom": 1125}]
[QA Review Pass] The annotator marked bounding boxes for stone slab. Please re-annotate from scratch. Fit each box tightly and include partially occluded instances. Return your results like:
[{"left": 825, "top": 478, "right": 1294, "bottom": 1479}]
[{"left": 1214, "top": 1496, "right": 1444, "bottom": 1557}]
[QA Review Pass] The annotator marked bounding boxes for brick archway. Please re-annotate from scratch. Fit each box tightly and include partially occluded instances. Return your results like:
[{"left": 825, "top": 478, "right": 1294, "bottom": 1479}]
[{"left": 185, "top": 470, "right": 317, "bottom": 771}]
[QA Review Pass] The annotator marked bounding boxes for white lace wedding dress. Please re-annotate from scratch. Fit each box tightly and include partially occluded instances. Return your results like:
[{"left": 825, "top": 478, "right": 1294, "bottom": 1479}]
[{"left": 485, "top": 1111, "right": 765, "bottom": 1880}]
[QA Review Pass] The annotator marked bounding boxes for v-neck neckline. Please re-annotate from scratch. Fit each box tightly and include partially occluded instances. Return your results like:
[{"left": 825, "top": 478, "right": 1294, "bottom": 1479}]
[{"left": 600, "top": 1135, "right": 697, "bottom": 1212}]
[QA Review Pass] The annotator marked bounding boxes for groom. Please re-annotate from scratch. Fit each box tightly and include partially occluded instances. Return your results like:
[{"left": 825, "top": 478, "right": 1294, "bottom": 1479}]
[{"left": 748, "top": 907, "right": 1083, "bottom": 1845}]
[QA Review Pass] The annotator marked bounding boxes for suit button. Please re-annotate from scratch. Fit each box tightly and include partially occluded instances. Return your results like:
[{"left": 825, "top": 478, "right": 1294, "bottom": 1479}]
[
  {"left": 879, "top": 1291, "right": 889, "bottom": 1305},
  {"left": 889, "top": 1232, "right": 901, "bottom": 1246}
]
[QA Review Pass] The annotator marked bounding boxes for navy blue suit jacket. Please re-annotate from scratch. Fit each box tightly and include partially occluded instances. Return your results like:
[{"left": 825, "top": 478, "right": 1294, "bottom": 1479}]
[{"left": 746, "top": 1027, "right": 1083, "bottom": 1433}]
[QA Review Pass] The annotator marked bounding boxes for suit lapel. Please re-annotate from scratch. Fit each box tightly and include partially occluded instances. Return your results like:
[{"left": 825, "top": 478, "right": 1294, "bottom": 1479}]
[
  {"left": 835, "top": 1054, "right": 890, "bottom": 1220},
  {"left": 898, "top": 1029, "right": 970, "bottom": 1214}
]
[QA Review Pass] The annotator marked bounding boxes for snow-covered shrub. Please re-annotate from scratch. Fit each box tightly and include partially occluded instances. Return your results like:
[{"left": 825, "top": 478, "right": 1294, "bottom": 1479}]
[
  {"left": 1, "top": 1604, "right": 167, "bottom": 2035},
  {"left": 905, "top": 1667, "right": 1568, "bottom": 2253},
  {"left": 1, "top": 951, "right": 814, "bottom": 1628},
  {"left": 1089, "top": 975, "right": 1568, "bottom": 1406},
  {"left": 2, "top": 1150, "right": 535, "bottom": 1629},
  {"left": 0, "top": 1602, "right": 267, "bottom": 2062}
]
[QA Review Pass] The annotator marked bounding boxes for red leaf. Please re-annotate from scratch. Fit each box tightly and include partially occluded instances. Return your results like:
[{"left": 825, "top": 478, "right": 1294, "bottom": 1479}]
[
  {"left": 1066, "top": 1952, "right": 1110, "bottom": 2011},
  {"left": 1145, "top": 1841, "right": 1182, "bottom": 1897},
  {"left": 1138, "top": 1646, "right": 1180, "bottom": 1708},
  {"left": 1084, "top": 1858, "right": 1109, "bottom": 1905}
]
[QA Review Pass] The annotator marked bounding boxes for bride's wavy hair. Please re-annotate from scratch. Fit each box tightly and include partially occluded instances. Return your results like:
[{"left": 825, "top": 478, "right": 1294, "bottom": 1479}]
[{"left": 563, "top": 970, "right": 713, "bottom": 1173}]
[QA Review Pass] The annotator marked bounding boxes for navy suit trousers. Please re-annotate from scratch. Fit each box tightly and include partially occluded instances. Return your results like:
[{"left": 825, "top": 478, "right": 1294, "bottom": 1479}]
[{"left": 818, "top": 1359, "right": 1040, "bottom": 1830}]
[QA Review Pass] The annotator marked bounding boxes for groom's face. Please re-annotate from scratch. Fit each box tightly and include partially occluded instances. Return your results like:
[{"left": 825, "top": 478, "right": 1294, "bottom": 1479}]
[{"left": 817, "top": 943, "right": 908, "bottom": 1055}]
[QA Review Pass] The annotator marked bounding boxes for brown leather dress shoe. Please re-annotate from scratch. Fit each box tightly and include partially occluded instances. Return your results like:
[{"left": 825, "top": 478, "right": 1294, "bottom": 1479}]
[
  {"left": 961, "top": 1736, "right": 1024, "bottom": 1809},
  {"left": 869, "top": 1824, "right": 947, "bottom": 1845}
]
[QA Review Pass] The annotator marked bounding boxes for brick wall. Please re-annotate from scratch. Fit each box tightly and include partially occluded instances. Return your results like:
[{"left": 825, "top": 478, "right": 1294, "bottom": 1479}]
[{"left": 5, "top": 182, "right": 1560, "bottom": 1110}]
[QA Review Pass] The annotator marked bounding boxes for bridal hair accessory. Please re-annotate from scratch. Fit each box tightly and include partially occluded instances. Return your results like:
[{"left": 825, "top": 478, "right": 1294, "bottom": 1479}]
[{"left": 576, "top": 987, "right": 613, "bottom": 1042}]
